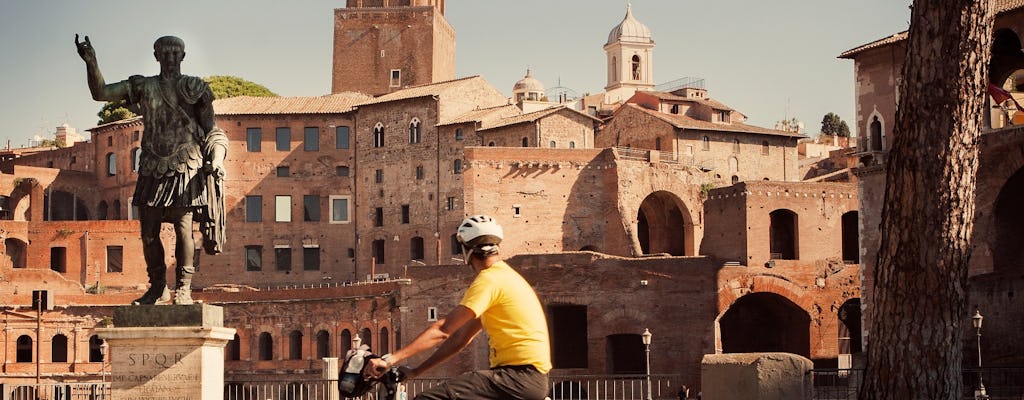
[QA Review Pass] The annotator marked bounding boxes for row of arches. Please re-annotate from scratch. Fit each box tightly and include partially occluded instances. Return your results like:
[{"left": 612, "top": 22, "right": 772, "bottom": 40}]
[
  {"left": 11, "top": 334, "right": 105, "bottom": 363},
  {"left": 227, "top": 327, "right": 395, "bottom": 362}
]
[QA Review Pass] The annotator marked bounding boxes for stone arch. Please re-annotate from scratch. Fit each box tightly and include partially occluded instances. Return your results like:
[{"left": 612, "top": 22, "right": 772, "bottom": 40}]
[
  {"left": 51, "top": 333, "right": 69, "bottom": 362},
  {"left": 88, "top": 335, "right": 104, "bottom": 362},
  {"left": 16, "top": 335, "right": 32, "bottom": 362},
  {"left": 257, "top": 332, "right": 274, "bottom": 361},
  {"left": 288, "top": 330, "right": 303, "bottom": 360},
  {"left": 315, "top": 329, "right": 330, "bottom": 359},
  {"left": 988, "top": 29, "right": 1024, "bottom": 128},
  {"left": 719, "top": 292, "right": 811, "bottom": 358},
  {"left": 635, "top": 190, "right": 693, "bottom": 256},
  {"left": 339, "top": 328, "right": 353, "bottom": 355},
  {"left": 379, "top": 327, "right": 390, "bottom": 354},
  {"left": 769, "top": 208, "right": 799, "bottom": 260},
  {"left": 45, "top": 189, "right": 89, "bottom": 221},
  {"left": 227, "top": 333, "right": 241, "bottom": 361},
  {"left": 993, "top": 166, "right": 1024, "bottom": 273},
  {"left": 409, "top": 117, "right": 421, "bottom": 144},
  {"left": 837, "top": 298, "right": 863, "bottom": 362},
  {"left": 98, "top": 201, "right": 109, "bottom": 220}
]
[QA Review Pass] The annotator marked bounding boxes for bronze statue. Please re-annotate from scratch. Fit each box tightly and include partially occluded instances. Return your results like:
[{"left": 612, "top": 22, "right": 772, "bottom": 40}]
[{"left": 75, "top": 35, "right": 227, "bottom": 305}]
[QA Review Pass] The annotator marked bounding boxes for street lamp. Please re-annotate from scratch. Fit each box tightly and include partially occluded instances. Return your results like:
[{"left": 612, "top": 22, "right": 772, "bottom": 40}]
[
  {"left": 642, "top": 328, "right": 653, "bottom": 400},
  {"left": 971, "top": 308, "right": 988, "bottom": 400},
  {"left": 100, "top": 340, "right": 109, "bottom": 383}
]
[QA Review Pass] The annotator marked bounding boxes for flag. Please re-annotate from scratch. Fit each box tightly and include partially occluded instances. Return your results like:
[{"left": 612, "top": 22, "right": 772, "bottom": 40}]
[{"left": 988, "top": 83, "right": 1024, "bottom": 112}]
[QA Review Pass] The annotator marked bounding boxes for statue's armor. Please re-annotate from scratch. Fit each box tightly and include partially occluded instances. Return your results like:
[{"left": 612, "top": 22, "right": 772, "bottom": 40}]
[{"left": 126, "top": 74, "right": 212, "bottom": 208}]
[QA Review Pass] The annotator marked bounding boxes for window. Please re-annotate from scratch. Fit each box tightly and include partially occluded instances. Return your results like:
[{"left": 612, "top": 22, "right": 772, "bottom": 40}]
[
  {"left": 870, "top": 116, "right": 883, "bottom": 151},
  {"left": 276, "top": 246, "right": 292, "bottom": 271},
  {"left": 374, "top": 207, "right": 384, "bottom": 227},
  {"left": 112, "top": 200, "right": 121, "bottom": 220},
  {"left": 373, "top": 123, "right": 385, "bottom": 148},
  {"left": 276, "top": 127, "right": 290, "bottom": 151},
  {"left": 303, "top": 195, "right": 320, "bottom": 222},
  {"left": 488, "top": 142, "right": 496, "bottom": 146},
  {"left": 228, "top": 334, "right": 241, "bottom": 361},
  {"left": 277, "top": 166, "right": 289, "bottom": 177},
  {"left": 720, "top": 110, "right": 730, "bottom": 123},
  {"left": 88, "top": 335, "right": 103, "bottom": 362},
  {"left": 50, "top": 247, "right": 67, "bottom": 273},
  {"left": 51, "top": 334, "right": 68, "bottom": 363},
  {"left": 245, "top": 246, "right": 263, "bottom": 271},
  {"left": 390, "top": 69, "right": 401, "bottom": 87},
  {"left": 336, "top": 126, "right": 351, "bottom": 149},
  {"left": 455, "top": 128, "right": 464, "bottom": 141},
  {"left": 446, "top": 196, "right": 456, "bottom": 211},
  {"left": 98, "top": 201, "right": 108, "bottom": 220},
  {"left": 372, "top": 239, "right": 385, "bottom": 264},
  {"left": 401, "top": 204, "right": 410, "bottom": 224},
  {"left": 671, "top": 104, "right": 679, "bottom": 114},
  {"left": 330, "top": 196, "right": 350, "bottom": 223},
  {"left": 247, "top": 128, "right": 262, "bottom": 152},
  {"left": 246, "top": 196, "right": 263, "bottom": 222},
  {"left": 16, "top": 335, "right": 32, "bottom": 362},
  {"left": 549, "top": 140, "right": 556, "bottom": 148},
  {"left": 375, "top": 169, "right": 384, "bottom": 183},
  {"left": 106, "top": 246, "right": 123, "bottom": 273},
  {"left": 427, "top": 307, "right": 438, "bottom": 321},
  {"left": 521, "top": 137, "right": 529, "bottom": 147},
  {"left": 761, "top": 140, "right": 770, "bottom": 155},
  {"left": 258, "top": 332, "right": 273, "bottom": 361},
  {"left": 107, "top": 136, "right": 112, "bottom": 147},
  {"left": 275, "top": 195, "right": 291, "bottom": 222},
  {"left": 702, "top": 136, "right": 710, "bottom": 151},
  {"left": 340, "top": 330, "right": 352, "bottom": 354},
  {"left": 316, "top": 330, "right": 330, "bottom": 359},
  {"left": 106, "top": 153, "right": 116, "bottom": 176},
  {"left": 304, "top": 127, "right": 319, "bottom": 151},
  {"left": 549, "top": 304, "right": 588, "bottom": 368},
  {"left": 304, "top": 247, "right": 320, "bottom": 270},
  {"left": 655, "top": 137, "right": 662, "bottom": 151},
  {"left": 415, "top": 165, "right": 424, "bottom": 180},
  {"left": 409, "top": 118, "right": 421, "bottom": 144},
  {"left": 131, "top": 147, "right": 141, "bottom": 172},
  {"left": 132, "top": 130, "right": 140, "bottom": 142},
  {"left": 450, "top": 234, "right": 461, "bottom": 255},
  {"left": 410, "top": 237, "right": 424, "bottom": 260},
  {"left": 733, "top": 138, "right": 740, "bottom": 153},
  {"left": 453, "top": 159, "right": 462, "bottom": 174},
  {"left": 513, "top": 205, "right": 522, "bottom": 218},
  {"left": 631, "top": 55, "right": 642, "bottom": 80},
  {"left": 336, "top": 166, "right": 350, "bottom": 176},
  {"left": 569, "top": 141, "right": 576, "bottom": 149}
]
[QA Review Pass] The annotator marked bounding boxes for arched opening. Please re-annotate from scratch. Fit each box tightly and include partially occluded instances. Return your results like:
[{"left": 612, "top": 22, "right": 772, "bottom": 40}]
[
  {"left": 340, "top": 329, "right": 352, "bottom": 355},
  {"left": 408, "top": 118, "right": 421, "bottom": 144},
  {"left": 379, "top": 327, "right": 390, "bottom": 354},
  {"left": 44, "top": 190, "right": 89, "bottom": 221},
  {"left": 6, "top": 238, "right": 27, "bottom": 268},
  {"left": 841, "top": 211, "right": 859, "bottom": 263},
  {"left": 869, "top": 116, "right": 883, "bottom": 151},
  {"left": 227, "top": 334, "right": 241, "bottom": 361},
  {"left": 731, "top": 175, "right": 739, "bottom": 185},
  {"left": 410, "top": 236, "right": 425, "bottom": 261},
  {"left": 994, "top": 167, "right": 1024, "bottom": 272},
  {"left": 288, "top": 330, "right": 303, "bottom": 360},
  {"left": 988, "top": 29, "right": 1024, "bottom": 129},
  {"left": 631, "top": 55, "right": 642, "bottom": 80},
  {"left": 636, "top": 191, "right": 690, "bottom": 256},
  {"left": 769, "top": 209, "right": 799, "bottom": 260},
  {"left": 359, "top": 328, "right": 373, "bottom": 351},
  {"left": 316, "top": 330, "right": 330, "bottom": 359},
  {"left": 720, "top": 292, "right": 810, "bottom": 358},
  {"left": 521, "top": 137, "right": 529, "bottom": 147},
  {"left": 16, "top": 335, "right": 33, "bottom": 362},
  {"left": 98, "top": 201, "right": 109, "bottom": 220},
  {"left": 373, "top": 123, "right": 385, "bottom": 148},
  {"left": 112, "top": 199, "right": 121, "bottom": 220},
  {"left": 89, "top": 335, "right": 104, "bottom": 362},
  {"left": 837, "top": 298, "right": 863, "bottom": 369},
  {"left": 51, "top": 334, "right": 68, "bottom": 362},
  {"left": 579, "top": 245, "right": 600, "bottom": 252},
  {"left": 606, "top": 333, "right": 644, "bottom": 374},
  {"left": 549, "top": 304, "right": 588, "bottom": 369},
  {"left": 258, "top": 332, "right": 274, "bottom": 361}
]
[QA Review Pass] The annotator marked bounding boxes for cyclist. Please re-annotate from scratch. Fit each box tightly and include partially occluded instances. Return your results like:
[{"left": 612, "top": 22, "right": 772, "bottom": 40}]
[{"left": 364, "top": 215, "right": 551, "bottom": 400}]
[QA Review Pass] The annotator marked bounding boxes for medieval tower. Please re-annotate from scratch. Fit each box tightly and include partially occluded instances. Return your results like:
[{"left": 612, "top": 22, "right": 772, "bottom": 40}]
[{"left": 603, "top": 3, "right": 655, "bottom": 103}]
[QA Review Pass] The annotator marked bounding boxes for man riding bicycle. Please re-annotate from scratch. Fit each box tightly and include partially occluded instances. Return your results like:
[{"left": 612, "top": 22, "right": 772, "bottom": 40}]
[{"left": 364, "top": 215, "right": 551, "bottom": 400}]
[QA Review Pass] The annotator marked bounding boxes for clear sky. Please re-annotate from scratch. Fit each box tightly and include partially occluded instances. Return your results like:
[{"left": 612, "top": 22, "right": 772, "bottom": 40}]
[{"left": 0, "top": 0, "right": 911, "bottom": 148}]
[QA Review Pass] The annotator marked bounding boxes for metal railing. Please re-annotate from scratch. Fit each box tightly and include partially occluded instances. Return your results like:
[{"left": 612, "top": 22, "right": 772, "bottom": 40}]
[
  {"left": 810, "top": 367, "right": 1024, "bottom": 400},
  {"left": 0, "top": 382, "right": 110, "bottom": 400}
]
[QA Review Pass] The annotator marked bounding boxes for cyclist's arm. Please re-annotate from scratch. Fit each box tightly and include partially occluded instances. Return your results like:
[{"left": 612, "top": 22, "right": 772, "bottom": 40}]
[
  {"left": 408, "top": 316, "right": 482, "bottom": 377},
  {"left": 365, "top": 305, "right": 478, "bottom": 376}
]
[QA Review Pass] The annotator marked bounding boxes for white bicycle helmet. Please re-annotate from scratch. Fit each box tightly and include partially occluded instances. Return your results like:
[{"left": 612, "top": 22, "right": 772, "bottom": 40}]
[{"left": 457, "top": 215, "right": 503, "bottom": 256}]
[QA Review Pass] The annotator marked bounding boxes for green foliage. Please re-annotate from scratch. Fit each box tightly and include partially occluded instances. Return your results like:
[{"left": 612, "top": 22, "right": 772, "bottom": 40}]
[
  {"left": 820, "top": 112, "right": 850, "bottom": 137},
  {"left": 204, "top": 75, "right": 277, "bottom": 99},
  {"left": 40, "top": 138, "right": 66, "bottom": 148},
  {"left": 98, "top": 100, "right": 136, "bottom": 125}
]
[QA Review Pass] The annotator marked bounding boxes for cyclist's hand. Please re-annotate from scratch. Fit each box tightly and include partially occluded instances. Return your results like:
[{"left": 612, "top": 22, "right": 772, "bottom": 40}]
[{"left": 363, "top": 358, "right": 389, "bottom": 379}]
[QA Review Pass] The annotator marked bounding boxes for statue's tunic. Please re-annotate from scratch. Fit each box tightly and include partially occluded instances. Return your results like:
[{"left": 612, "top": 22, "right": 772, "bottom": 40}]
[{"left": 125, "top": 74, "right": 212, "bottom": 208}]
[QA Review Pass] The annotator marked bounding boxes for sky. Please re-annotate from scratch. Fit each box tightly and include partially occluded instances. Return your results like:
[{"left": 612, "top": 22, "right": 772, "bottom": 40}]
[{"left": 0, "top": 0, "right": 912, "bottom": 148}]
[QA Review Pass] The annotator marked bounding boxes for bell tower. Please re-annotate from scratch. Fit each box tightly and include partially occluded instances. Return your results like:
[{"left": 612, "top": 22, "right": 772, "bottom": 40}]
[
  {"left": 603, "top": 4, "right": 655, "bottom": 102},
  {"left": 332, "top": 0, "right": 455, "bottom": 95}
]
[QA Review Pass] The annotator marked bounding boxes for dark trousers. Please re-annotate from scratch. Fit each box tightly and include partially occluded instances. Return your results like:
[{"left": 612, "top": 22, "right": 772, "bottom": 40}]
[{"left": 415, "top": 366, "right": 548, "bottom": 400}]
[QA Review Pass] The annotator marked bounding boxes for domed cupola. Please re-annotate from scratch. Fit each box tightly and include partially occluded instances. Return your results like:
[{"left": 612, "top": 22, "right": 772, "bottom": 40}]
[
  {"left": 606, "top": 3, "right": 653, "bottom": 46},
  {"left": 513, "top": 69, "right": 545, "bottom": 102}
]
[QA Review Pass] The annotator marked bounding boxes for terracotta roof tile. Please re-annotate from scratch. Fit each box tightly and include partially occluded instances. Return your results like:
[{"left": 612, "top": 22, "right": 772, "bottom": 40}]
[
  {"left": 213, "top": 93, "right": 372, "bottom": 115},
  {"left": 355, "top": 76, "right": 487, "bottom": 106},
  {"left": 442, "top": 104, "right": 522, "bottom": 126},
  {"left": 625, "top": 104, "right": 805, "bottom": 138},
  {"left": 480, "top": 105, "right": 602, "bottom": 131}
]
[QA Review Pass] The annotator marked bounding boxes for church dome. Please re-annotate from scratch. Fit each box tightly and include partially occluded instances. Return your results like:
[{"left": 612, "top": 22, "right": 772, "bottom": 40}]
[
  {"left": 513, "top": 69, "right": 545, "bottom": 102},
  {"left": 606, "top": 4, "right": 652, "bottom": 45}
]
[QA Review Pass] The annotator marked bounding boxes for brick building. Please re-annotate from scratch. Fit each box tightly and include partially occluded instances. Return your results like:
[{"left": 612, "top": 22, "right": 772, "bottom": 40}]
[
  {"left": 3, "top": 1, "right": 865, "bottom": 389},
  {"left": 840, "top": 0, "right": 1024, "bottom": 367}
]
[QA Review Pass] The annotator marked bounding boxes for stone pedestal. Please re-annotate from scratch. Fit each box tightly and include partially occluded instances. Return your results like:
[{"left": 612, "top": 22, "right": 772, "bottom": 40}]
[
  {"left": 701, "top": 352, "right": 813, "bottom": 400},
  {"left": 97, "top": 304, "right": 236, "bottom": 400}
]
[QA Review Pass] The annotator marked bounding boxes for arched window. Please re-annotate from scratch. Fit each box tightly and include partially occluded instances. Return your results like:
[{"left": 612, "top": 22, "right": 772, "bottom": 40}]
[
  {"left": 453, "top": 159, "right": 463, "bottom": 174},
  {"left": 870, "top": 116, "right": 883, "bottom": 151},
  {"left": 51, "top": 334, "right": 68, "bottom": 362},
  {"left": 289, "top": 330, "right": 303, "bottom": 360},
  {"left": 379, "top": 327, "right": 390, "bottom": 354},
  {"left": 549, "top": 140, "right": 557, "bottom": 148},
  {"left": 411, "top": 236, "right": 425, "bottom": 261},
  {"left": 98, "top": 201, "right": 109, "bottom": 220},
  {"left": 89, "top": 335, "right": 104, "bottom": 362},
  {"left": 631, "top": 55, "right": 642, "bottom": 80},
  {"left": 340, "top": 329, "right": 352, "bottom": 355},
  {"left": 521, "top": 137, "right": 529, "bottom": 147},
  {"left": 359, "top": 328, "right": 373, "bottom": 350},
  {"left": 488, "top": 142, "right": 496, "bottom": 147},
  {"left": 612, "top": 56, "right": 618, "bottom": 81},
  {"left": 842, "top": 211, "right": 860, "bottom": 264},
  {"left": 769, "top": 209, "right": 799, "bottom": 260},
  {"left": 455, "top": 128, "right": 464, "bottom": 141},
  {"left": 131, "top": 147, "right": 141, "bottom": 172},
  {"left": 409, "top": 118, "right": 421, "bottom": 144},
  {"left": 316, "top": 330, "right": 330, "bottom": 359},
  {"left": 227, "top": 334, "right": 241, "bottom": 361},
  {"left": 112, "top": 200, "right": 121, "bottom": 220},
  {"left": 106, "top": 153, "right": 116, "bottom": 176},
  {"left": 258, "top": 332, "right": 274, "bottom": 361},
  {"left": 569, "top": 141, "right": 576, "bottom": 149},
  {"left": 16, "top": 335, "right": 32, "bottom": 362},
  {"left": 731, "top": 175, "right": 740, "bottom": 184},
  {"left": 373, "top": 123, "right": 385, "bottom": 148}
]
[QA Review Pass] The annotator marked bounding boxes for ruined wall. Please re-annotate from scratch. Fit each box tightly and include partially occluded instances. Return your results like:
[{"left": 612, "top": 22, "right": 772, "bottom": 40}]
[{"left": 0, "top": 306, "right": 113, "bottom": 384}]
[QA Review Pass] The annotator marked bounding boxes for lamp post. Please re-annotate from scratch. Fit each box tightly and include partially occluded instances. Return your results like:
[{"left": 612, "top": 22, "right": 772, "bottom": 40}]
[
  {"left": 972, "top": 309, "right": 989, "bottom": 400},
  {"left": 642, "top": 328, "right": 652, "bottom": 400},
  {"left": 100, "top": 340, "right": 109, "bottom": 383}
]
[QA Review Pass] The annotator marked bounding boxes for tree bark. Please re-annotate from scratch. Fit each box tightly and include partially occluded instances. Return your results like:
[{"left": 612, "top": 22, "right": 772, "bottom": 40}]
[{"left": 860, "top": 1, "right": 992, "bottom": 399}]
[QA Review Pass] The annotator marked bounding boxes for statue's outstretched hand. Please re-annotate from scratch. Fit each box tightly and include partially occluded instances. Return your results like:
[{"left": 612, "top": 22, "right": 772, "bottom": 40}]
[{"left": 75, "top": 34, "right": 96, "bottom": 63}]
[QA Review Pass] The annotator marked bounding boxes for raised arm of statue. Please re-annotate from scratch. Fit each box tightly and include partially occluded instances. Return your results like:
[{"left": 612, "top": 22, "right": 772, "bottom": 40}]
[{"left": 75, "top": 34, "right": 129, "bottom": 102}]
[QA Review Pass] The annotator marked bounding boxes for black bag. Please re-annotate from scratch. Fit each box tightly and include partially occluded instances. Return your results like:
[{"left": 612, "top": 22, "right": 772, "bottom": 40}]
[{"left": 338, "top": 344, "right": 380, "bottom": 398}]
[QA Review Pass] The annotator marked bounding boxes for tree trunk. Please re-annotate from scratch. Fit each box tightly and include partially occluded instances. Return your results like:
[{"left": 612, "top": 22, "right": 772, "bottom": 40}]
[{"left": 860, "top": 1, "right": 992, "bottom": 399}]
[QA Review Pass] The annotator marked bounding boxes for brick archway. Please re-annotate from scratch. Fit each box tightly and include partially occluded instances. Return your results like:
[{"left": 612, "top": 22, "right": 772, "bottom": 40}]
[{"left": 635, "top": 190, "right": 693, "bottom": 256}]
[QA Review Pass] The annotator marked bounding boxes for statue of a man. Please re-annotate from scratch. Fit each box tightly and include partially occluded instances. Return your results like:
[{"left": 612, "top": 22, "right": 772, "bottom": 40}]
[{"left": 75, "top": 35, "right": 227, "bottom": 305}]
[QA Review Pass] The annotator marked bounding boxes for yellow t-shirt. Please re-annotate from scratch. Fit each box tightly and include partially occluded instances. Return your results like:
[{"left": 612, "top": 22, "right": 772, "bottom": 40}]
[{"left": 459, "top": 261, "right": 552, "bottom": 374}]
